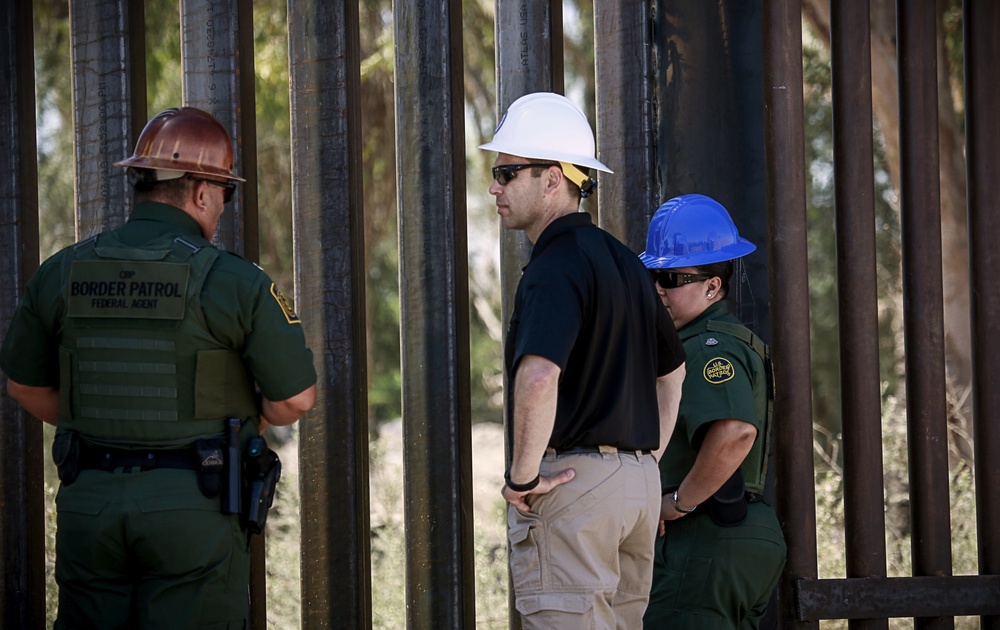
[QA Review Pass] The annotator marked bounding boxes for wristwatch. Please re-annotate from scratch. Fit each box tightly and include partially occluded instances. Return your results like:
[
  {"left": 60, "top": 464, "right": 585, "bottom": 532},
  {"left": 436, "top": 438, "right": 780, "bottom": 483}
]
[{"left": 671, "top": 490, "right": 697, "bottom": 514}]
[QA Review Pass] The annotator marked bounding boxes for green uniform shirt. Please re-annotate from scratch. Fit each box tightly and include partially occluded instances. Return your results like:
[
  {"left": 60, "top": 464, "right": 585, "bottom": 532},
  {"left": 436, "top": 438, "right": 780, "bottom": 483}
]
[
  {"left": 0, "top": 202, "right": 316, "bottom": 413},
  {"left": 660, "top": 302, "right": 766, "bottom": 490}
]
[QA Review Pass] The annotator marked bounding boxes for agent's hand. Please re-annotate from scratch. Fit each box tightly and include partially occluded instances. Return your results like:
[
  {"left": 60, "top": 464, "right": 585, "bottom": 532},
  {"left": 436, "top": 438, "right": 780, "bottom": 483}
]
[
  {"left": 502, "top": 468, "right": 576, "bottom": 512},
  {"left": 658, "top": 494, "right": 687, "bottom": 535}
]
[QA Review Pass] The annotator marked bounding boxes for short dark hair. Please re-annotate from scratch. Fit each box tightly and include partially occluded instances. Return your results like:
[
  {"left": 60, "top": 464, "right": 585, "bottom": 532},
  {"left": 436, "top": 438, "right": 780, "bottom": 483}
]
[
  {"left": 527, "top": 158, "right": 584, "bottom": 200},
  {"left": 134, "top": 175, "right": 195, "bottom": 207},
  {"left": 694, "top": 260, "right": 735, "bottom": 298}
]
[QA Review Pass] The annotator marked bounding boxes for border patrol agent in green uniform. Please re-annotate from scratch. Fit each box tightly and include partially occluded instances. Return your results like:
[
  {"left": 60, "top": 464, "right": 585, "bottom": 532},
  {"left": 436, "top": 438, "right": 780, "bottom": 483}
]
[
  {"left": 639, "top": 194, "right": 787, "bottom": 629},
  {"left": 0, "top": 107, "right": 317, "bottom": 629}
]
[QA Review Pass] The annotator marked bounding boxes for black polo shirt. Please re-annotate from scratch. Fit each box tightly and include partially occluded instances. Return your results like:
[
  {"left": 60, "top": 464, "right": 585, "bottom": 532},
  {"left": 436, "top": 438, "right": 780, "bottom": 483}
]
[{"left": 505, "top": 212, "right": 686, "bottom": 451}]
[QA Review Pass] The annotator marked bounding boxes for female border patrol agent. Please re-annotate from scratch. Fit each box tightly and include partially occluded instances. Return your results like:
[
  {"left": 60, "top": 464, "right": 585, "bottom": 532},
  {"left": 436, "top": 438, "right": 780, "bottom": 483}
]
[
  {"left": 640, "top": 194, "right": 786, "bottom": 628},
  {"left": 0, "top": 107, "right": 317, "bottom": 628}
]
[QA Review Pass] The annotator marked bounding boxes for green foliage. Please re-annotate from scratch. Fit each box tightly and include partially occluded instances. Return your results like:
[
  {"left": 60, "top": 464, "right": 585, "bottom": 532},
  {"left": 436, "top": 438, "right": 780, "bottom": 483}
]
[
  {"left": 252, "top": 1, "right": 294, "bottom": 290},
  {"left": 940, "top": 0, "right": 965, "bottom": 129},
  {"left": 33, "top": 0, "right": 74, "bottom": 259},
  {"left": 144, "top": 1, "right": 182, "bottom": 118}
]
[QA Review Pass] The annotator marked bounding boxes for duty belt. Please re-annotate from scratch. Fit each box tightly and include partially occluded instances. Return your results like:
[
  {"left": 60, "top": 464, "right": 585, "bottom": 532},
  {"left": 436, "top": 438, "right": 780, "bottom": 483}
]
[{"left": 77, "top": 442, "right": 200, "bottom": 472}]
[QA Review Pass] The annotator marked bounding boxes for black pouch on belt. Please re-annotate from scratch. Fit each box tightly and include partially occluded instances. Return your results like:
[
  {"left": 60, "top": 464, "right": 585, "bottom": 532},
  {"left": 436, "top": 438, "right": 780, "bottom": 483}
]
[
  {"left": 708, "top": 469, "right": 748, "bottom": 527},
  {"left": 193, "top": 439, "right": 225, "bottom": 498},
  {"left": 52, "top": 431, "right": 81, "bottom": 486}
]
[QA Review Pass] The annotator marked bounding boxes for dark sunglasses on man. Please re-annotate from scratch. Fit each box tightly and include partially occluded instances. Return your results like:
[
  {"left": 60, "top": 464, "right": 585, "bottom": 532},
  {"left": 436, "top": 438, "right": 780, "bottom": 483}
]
[
  {"left": 649, "top": 270, "right": 713, "bottom": 289},
  {"left": 491, "top": 163, "right": 559, "bottom": 186}
]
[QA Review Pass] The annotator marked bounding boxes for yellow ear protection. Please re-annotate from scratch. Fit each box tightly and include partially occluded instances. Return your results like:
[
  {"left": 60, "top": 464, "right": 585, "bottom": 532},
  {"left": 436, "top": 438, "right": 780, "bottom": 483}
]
[{"left": 559, "top": 162, "right": 598, "bottom": 198}]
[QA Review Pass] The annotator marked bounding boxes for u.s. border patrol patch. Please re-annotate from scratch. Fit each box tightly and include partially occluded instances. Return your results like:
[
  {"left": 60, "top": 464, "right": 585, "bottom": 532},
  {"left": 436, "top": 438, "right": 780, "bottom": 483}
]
[
  {"left": 703, "top": 357, "right": 735, "bottom": 384},
  {"left": 270, "top": 283, "right": 301, "bottom": 324}
]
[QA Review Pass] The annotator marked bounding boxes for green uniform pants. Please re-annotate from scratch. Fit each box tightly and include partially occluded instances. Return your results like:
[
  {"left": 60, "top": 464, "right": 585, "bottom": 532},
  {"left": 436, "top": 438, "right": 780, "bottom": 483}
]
[
  {"left": 54, "top": 467, "right": 250, "bottom": 630},
  {"left": 643, "top": 500, "right": 786, "bottom": 629}
]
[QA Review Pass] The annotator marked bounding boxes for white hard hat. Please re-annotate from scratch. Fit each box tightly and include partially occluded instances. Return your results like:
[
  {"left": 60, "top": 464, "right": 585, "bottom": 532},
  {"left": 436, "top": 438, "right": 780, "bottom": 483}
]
[{"left": 478, "top": 92, "right": 612, "bottom": 174}]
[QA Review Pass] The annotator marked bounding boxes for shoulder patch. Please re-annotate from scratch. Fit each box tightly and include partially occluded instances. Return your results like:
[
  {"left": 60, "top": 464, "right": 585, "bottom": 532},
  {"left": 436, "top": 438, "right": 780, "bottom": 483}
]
[
  {"left": 703, "top": 357, "right": 735, "bottom": 384},
  {"left": 270, "top": 283, "right": 301, "bottom": 324}
]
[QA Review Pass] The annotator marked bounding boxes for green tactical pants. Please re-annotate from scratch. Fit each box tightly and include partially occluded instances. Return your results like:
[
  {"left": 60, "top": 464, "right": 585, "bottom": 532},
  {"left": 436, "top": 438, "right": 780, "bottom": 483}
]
[
  {"left": 643, "top": 500, "right": 787, "bottom": 629},
  {"left": 54, "top": 467, "right": 249, "bottom": 630}
]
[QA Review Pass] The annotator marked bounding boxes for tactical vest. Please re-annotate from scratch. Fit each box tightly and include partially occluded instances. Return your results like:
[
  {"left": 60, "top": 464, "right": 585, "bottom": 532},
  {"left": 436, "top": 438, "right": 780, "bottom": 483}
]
[
  {"left": 57, "top": 231, "right": 258, "bottom": 448},
  {"left": 679, "top": 318, "right": 774, "bottom": 494}
]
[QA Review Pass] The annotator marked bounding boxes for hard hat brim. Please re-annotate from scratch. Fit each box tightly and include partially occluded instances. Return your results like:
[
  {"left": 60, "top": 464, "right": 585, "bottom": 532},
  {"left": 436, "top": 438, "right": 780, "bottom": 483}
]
[
  {"left": 477, "top": 140, "right": 613, "bottom": 173},
  {"left": 640, "top": 239, "right": 757, "bottom": 269}
]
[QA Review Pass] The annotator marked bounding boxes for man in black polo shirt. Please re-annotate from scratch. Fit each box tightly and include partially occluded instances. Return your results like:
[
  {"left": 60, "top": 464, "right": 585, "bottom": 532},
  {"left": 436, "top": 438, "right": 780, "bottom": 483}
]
[{"left": 479, "top": 92, "right": 686, "bottom": 629}]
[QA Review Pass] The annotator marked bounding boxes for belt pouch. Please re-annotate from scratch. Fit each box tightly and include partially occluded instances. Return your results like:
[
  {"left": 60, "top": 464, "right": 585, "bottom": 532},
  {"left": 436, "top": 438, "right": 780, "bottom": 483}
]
[
  {"left": 52, "top": 431, "right": 81, "bottom": 486},
  {"left": 708, "top": 469, "right": 748, "bottom": 527},
  {"left": 193, "top": 439, "right": 225, "bottom": 498}
]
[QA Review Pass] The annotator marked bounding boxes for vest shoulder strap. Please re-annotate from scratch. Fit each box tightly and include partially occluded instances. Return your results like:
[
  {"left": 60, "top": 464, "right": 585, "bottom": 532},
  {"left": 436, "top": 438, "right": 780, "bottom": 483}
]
[{"left": 688, "top": 317, "right": 775, "bottom": 493}]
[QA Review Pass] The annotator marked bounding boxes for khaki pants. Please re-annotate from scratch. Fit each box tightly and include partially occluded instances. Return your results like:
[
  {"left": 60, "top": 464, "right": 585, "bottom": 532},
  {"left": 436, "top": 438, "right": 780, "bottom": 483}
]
[{"left": 507, "top": 448, "right": 660, "bottom": 630}]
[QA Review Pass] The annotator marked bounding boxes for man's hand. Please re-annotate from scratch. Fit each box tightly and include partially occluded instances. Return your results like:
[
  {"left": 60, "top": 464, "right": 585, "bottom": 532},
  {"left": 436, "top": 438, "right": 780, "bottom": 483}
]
[{"left": 501, "top": 468, "right": 576, "bottom": 512}]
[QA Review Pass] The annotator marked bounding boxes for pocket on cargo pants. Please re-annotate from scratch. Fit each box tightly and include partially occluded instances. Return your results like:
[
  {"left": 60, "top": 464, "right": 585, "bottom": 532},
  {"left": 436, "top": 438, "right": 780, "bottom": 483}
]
[
  {"left": 516, "top": 593, "right": 595, "bottom": 630},
  {"left": 507, "top": 506, "right": 543, "bottom": 593}
]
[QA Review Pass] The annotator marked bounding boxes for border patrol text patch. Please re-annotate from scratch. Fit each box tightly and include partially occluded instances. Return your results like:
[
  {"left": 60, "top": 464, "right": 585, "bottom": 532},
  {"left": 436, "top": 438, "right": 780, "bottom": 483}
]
[
  {"left": 270, "top": 283, "right": 301, "bottom": 324},
  {"left": 67, "top": 261, "right": 189, "bottom": 320},
  {"left": 703, "top": 357, "right": 735, "bottom": 384}
]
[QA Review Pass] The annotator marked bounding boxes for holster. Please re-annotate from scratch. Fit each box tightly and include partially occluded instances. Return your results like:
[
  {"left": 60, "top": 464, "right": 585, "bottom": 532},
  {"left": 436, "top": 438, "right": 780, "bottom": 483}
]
[
  {"left": 52, "top": 431, "right": 81, "bottom": 486},
  {"left": 707, "top": 469, "right": 748, "bottom": 527},
  {"left": 242, "top": 435, "right": 281, "bottom": 535}
]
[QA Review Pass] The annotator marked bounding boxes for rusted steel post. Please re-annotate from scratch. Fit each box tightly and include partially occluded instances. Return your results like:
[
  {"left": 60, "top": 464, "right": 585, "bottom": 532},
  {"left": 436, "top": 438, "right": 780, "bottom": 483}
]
[
  {"left": 0, "top": 1, "right": 44, "bottom": 627},
  {"left": 287, "top": 1, "right": 371, "bottom": 628},
  {"left": 493, "top": 5, "right": 563, "bottom": 627},
  {"left": 180, "top": 0, "right": 258, "bottom": 259},
  {"left": 761, "top": 0, "right": 818, "bottom": 628},
  {"left": 394, "top": 0, "right": 475, "bottom": 627},
  {"left": 593, "top": 0, "right": 655, "bottom": 253},
  {"left": 69, "top": 0, "right": 146, "bottom": 238},
  {"left": 179, "top": 3, "right": 263, "bottom": 624},
  {"left": 830, "top": 5, "right": 889, "bottom": 629},
  {"left": 896, "top": 4, "right": 953, "bottom": 629},
  {"left": 495, "top": 0, "right": 564, "bottom": 345},
  {"left": 964, "top": 2, "right": 1000, "bottom": 628},
  {"left": 651, "top": 0, "right": 770, "bottom": 334}
]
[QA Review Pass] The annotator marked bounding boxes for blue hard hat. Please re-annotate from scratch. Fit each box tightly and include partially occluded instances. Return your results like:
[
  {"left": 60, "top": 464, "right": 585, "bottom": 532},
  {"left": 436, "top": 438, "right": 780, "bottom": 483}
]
[{"left": 639, "top": 194, "right": 756, "bottom": 269}]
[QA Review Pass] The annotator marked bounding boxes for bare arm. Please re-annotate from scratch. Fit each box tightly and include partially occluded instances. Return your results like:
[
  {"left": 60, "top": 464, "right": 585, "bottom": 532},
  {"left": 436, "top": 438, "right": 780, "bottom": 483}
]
[
  {"left": 651, "top": 363, "right": 685, "bottom": 462},
  {"left": 261, "top": 384, "right": 317, "bottom": 427},
  {"left": 501, "top": 354, "right": 575, "bottom": 511},
  {"left": 662, "top": 418, "right": 757, "bottom": 522},
  {"left": 6, "top": 379, "right": 59, "bottom": 426}
]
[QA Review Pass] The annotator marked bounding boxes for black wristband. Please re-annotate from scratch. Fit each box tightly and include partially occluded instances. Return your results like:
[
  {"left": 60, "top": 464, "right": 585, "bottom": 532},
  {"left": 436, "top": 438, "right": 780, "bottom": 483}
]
[{"left": 504, "top": 468, "right": 540, "bottom": 492}]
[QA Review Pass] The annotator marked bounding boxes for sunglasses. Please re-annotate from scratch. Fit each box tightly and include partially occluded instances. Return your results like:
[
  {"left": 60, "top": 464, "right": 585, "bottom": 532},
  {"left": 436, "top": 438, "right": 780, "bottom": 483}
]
[
  {"left": 492, "top": 163, "right": 559, "bottom": 186},
  {"left": 191, "top": 177, "right": 237, "bottom": 203},
  {"left": 649, "top": 270, "right": 713, "bottom": 288}
]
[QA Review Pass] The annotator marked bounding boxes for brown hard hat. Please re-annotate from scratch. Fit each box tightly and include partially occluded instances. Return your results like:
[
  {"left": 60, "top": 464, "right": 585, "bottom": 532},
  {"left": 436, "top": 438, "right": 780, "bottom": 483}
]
[{"left": 114, "top": 107, "right": 246, "bottom": 182}]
